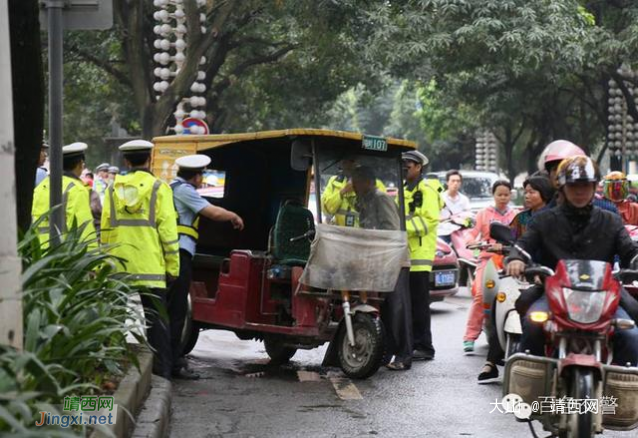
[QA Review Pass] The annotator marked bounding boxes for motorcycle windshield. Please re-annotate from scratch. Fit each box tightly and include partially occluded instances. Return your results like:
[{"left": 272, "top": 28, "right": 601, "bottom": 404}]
[{"left": 563, "top": 260, "right": 609, "bottom": 291}]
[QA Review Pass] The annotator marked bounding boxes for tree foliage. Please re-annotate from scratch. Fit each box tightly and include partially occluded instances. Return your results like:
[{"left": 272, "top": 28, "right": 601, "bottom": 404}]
[
  {"left": 65, "top": 0, "right": 377, "bottom": 143},
  {"left": 363, "top": 0, "right": 638, "bottom": 176}
]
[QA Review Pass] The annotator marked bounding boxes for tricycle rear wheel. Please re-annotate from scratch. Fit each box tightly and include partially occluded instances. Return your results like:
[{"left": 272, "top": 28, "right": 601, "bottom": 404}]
[
  {"left": 264, "top": 337, "right": 297, "bottom": 364},
  {"left": 180, "top": 294, "right": 200, "bottom": 355},
  {"left": 337, "top": 313, "right": 385, "bottom": 379}
]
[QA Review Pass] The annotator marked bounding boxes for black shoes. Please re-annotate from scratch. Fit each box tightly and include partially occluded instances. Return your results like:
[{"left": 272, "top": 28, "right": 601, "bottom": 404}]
[
  {"left": 386, "top": 361, "right": 412, "bottom": 371},
  {"left": 413, "top": 349, "right": 435, "bottom": 361},
  {"left": 171, "top": 357, "right": 201, "bottom": 380},
  {"left": 172, "top": 367, "right": 200, "bottom": 380},
  {"left": 478, "top": 362, "right": 499, "bottom": 384}
]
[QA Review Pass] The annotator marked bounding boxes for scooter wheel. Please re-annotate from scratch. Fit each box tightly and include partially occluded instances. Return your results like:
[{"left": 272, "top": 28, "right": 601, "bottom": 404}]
[{"left": 337, "top": 313, "right": 385, "bottom": 379}]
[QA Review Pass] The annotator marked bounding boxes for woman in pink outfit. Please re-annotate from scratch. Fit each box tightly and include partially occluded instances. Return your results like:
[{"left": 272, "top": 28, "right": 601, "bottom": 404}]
[{"left": 463, "top": 180, "right": 517, "bottom": 353}]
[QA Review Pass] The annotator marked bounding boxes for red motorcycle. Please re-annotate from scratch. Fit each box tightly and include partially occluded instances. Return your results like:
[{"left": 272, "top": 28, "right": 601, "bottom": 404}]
[{"left": 491, "top": 223, "right": 638, "bottom": 438}]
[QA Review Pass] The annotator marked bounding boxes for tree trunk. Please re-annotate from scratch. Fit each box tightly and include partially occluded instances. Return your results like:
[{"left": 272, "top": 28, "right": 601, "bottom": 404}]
[
  {"left": 9, "top": 0, "right": 44, "bottom": 232},
  {"left": 1, "top": 0, "right": 24, "bottom": 350}
]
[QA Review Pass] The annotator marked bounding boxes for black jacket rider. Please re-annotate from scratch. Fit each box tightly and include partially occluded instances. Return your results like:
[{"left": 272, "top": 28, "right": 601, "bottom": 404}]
[
  {"left": 509, "top": 203, "right": 637, "bottom": 269},
  {"left": 508, "top": 203, "right": 638, "bottom": 320}
]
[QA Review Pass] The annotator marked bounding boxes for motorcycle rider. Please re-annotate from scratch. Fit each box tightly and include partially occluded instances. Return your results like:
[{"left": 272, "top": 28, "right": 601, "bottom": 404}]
[
  {"left": 463, "top": 180, "right": 517, "bottom": 354},
  {"left": 477, "top": 175, "right": 553, "bottom": 383},
  {"left": 602, "top": 171, "right": 638, "bottom": 226},
  {"left": 440, "top": 170, "right": 471, "bottom": 221},
  {"left": 539, "top": 139, "right": 618, "bottom": 214},
  {"left": 507, "top": 155, "right": 638, "bottom": 367}
]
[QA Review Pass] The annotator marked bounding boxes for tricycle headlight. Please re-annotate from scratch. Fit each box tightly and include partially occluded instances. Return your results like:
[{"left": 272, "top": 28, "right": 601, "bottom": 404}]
[{"left": 563, "top": 288, "right": 606, "bottom": 324}]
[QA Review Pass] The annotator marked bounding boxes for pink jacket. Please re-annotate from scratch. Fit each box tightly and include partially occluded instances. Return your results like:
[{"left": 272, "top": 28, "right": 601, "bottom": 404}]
[{"left": 469, "top": 206, "right": 518, "bottom": 258}]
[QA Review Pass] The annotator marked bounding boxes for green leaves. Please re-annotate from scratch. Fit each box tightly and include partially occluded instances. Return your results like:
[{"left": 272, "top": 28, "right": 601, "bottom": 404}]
[{"left": 0, "top": 223, "right": 146, "bottom": 435}]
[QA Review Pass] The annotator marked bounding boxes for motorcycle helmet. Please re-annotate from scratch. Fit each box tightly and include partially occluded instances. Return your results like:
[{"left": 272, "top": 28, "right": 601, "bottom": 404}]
[
  {"left": 537, "top": 140, "right": 586, "bottom": 173},
  {"left": 556, "top": 155, "right": 600, "bottom": 188},
  {"left": 603, "top": 171, "right": 629, "bottom": 202}
]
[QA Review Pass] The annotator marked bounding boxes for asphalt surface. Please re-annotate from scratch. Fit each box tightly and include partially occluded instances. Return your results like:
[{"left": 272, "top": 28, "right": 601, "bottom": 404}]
[{"left": 169, "top": 288, "right": 629, "bottom": 438}]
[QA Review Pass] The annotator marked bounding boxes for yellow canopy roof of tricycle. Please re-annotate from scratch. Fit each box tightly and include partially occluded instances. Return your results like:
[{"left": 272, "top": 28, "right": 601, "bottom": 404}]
[{"left": 153, "top": 128, "right": 417, "bottom": 151}]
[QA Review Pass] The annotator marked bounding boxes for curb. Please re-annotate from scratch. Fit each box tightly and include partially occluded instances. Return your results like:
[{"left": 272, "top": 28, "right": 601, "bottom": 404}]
[
  {"left": 130, "top": 375, "right": 172, "bottom": 438},
  {"left": 90, "top": 345, "right": 153, "bottom": 438}
]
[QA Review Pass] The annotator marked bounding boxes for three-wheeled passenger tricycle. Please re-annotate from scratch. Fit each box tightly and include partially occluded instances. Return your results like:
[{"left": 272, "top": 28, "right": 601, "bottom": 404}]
[{"left": 152, "top": 129, "right": 415, "bottom": 378}]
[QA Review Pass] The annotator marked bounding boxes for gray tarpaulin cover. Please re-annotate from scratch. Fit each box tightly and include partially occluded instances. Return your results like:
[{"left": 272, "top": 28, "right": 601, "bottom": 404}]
[{"left": 299, "top": 224, "right": 410, "bottom": 292}]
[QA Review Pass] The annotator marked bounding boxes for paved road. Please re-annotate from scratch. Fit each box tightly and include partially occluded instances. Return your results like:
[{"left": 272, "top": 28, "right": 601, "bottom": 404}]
[{"left": 169, "top": 289, "right": 627, "bottom": 438}]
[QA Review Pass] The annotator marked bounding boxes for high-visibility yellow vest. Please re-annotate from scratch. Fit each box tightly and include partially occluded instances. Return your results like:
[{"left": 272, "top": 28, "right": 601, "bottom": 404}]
[
  {"left": 170, "top": 179, "right": 200, "bottom": 241},
  {"left": 32, "top": 174, "right": 97, "bottom": 248},
  {"left": 401, "top": 179, "right": 440, "bottom": 272},
  {"left": 321, "top": 175, "right": 386, "bottom": 226},
  {"left": 101, "top": 170, "right": 180, "bottom": 289},
  {"left": 425, "top": 178, "right": 446, "bottom": 210}
]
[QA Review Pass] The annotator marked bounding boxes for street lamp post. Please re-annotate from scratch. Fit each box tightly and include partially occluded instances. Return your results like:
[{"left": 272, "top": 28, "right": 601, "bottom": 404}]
[{"left": 46, "top": 0, "right": 65, "bottom": 245}]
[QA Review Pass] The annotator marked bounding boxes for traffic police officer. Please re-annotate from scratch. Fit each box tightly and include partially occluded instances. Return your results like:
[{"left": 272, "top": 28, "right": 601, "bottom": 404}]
[
  {"left": 402, "top": 150, "right": 440, "bottom": 361},
  {"left": 35, "top": 141, "right": 49, "bottom": 187},
  {"left": 108, "top": 166, "right": 120, "bottom": 185},
  {"left": 168, "top": 154, "right": 244, "bottom": 379},
  {"left": 101, "top": 140, "right": 180, "bottom": 378},
  {"left": 321, "top": 157, "right": 385, "bottom": 226},
  {"left": 32, "top": 142, "right": 97, "bottom": 247},
  {"left": 94, "top": 162, "right": 110, "bottom": 203}
]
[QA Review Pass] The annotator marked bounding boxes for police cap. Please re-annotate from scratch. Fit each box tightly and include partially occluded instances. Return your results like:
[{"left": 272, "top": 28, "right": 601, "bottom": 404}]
[
  {"left": 95, "top": 163, "right": 110, "bottom": 172},
  {"left": 402, "top": 150, "right": 429, "bottom": 166},
  {"left": 175, "top": 154, "right": 211, "bottom": 171},
  {"left": 119, "top": 140, "right": 154, "bottom": 153},
  {"left": 108, "top": 166, "right": 120, "bottom": 174},
  {"left": 63, "top": 142, "right": 88, "bottom": 158}
]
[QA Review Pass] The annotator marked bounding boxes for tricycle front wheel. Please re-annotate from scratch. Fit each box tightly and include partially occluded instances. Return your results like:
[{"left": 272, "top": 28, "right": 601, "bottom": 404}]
[
  {"left": 264, "top": 336, "right": 297, "bottom": 364},
  {"left": 337, "top": 313, "right": 385, "bottom": 379}
]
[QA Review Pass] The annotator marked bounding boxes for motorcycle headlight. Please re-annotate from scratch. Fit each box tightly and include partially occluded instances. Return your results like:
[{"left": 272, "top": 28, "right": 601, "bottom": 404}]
[{"left": 563, "top": 288, "right": 607, "bottom": 324}]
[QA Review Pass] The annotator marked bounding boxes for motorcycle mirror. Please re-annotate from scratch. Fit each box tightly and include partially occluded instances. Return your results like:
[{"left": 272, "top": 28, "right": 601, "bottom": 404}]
[{"left": 490, "top": 222, "right": 515, "bottom": 244}]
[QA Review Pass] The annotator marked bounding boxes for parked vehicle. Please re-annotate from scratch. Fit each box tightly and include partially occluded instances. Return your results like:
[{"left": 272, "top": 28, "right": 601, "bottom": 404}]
[
  {"left": 439, "top": 213, "right": 479, "bottom": 290},
  {"left": 491, "top": 223, "right": 638, "bottom": 437},
  {"left": 431, "top": 238, "right": 459, "bottom": 302},
  {"left": 152, "top": 129, "right": 415, "bottom": 379},
  {"left": 427, "top": 170, "right": 501, "bottom": 212}
]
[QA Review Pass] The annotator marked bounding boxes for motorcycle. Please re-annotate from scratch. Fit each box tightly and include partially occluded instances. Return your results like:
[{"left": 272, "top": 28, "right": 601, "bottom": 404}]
[
  {"left": 438, "top": 213, "right": 478, "bottom": 291},
  {"left": 491, "top": 222, "right": 638, "bottom": 437}
]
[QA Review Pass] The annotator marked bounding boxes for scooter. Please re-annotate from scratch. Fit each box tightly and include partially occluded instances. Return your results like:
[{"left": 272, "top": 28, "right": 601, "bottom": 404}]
[
  {"left": 481, "top": 256, "right": 528, "bottom": 360},
  {"left": 491, "top": 222, "right": 638, "bottom": 437},
  {"left": 438, "top": 213, "right": 478, "bottom": 290}
]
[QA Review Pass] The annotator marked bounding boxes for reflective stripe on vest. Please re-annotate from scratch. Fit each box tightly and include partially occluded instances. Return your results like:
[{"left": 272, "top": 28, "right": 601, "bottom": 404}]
[
  {"left": 171, "top": 180, "right": 201, "bottom": 241},
  {"left": 130, "top": 273, "right": 166, "bottom": 282},
  {"left": 411, "top": 259, "right": 433, "bottom": 267},
  {"left": 109, "top": 180, "right": 161, "bottom": 228}
]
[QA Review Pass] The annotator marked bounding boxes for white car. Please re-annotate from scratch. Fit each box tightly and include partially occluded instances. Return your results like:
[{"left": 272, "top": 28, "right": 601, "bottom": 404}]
[{"left": 426, "top": 170, "right": 501, "bottom": 212}]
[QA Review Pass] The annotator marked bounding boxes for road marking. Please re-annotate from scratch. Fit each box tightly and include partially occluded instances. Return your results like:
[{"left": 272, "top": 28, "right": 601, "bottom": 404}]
[
  {"left": 297, "top": 370, "right": 322, "bottom": 382},
  {"left": 329, "top": 377, "right": 362, "bottom": 400}
]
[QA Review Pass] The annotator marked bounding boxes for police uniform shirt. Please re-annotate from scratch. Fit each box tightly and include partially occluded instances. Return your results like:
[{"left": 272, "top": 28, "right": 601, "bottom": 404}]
[
  {"left": 172, "top": 176, "right": 210, "bottom": 256},
  {"left": 35, "top": 167, "right": 48, "bottom": 187}
]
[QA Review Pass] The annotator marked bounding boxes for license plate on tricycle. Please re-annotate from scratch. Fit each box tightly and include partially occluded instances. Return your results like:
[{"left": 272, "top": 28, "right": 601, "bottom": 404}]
[{"left": 434, "top": 271, "right": 455, "bottom": 287}]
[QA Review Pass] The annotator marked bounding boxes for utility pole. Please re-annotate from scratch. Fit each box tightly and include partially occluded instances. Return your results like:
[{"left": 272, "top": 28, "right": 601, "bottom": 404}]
[
  {"left": 40, "top": 0, "right": 113, "bottom": 244},
  {"left": 0, "top": 0, "right": 24, "bottom": 350},
  {"left": 46, "top": 0, "right": 64, "bottom": 245}
]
